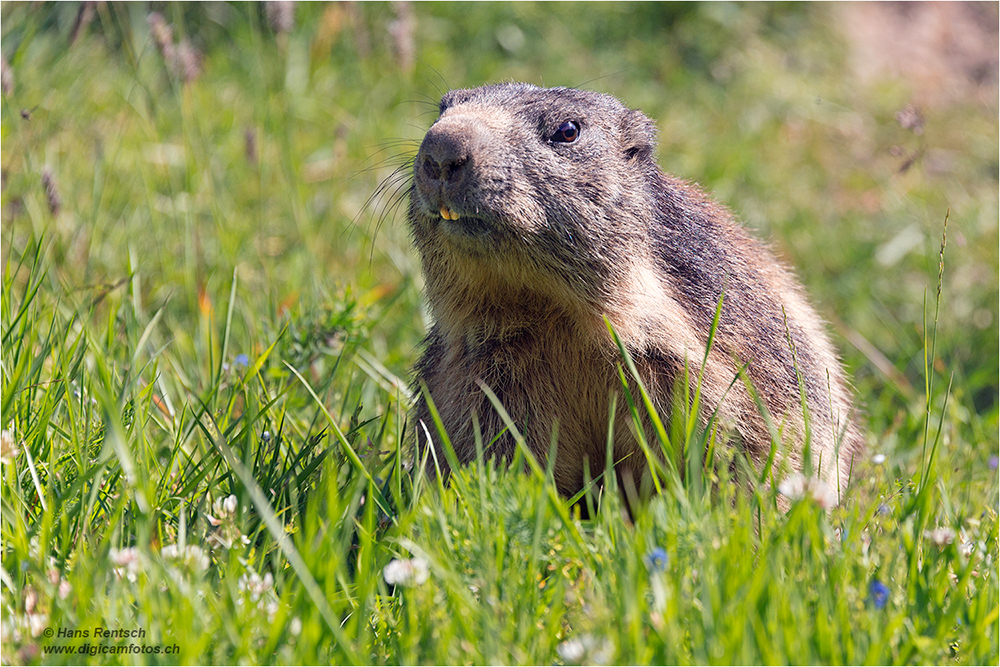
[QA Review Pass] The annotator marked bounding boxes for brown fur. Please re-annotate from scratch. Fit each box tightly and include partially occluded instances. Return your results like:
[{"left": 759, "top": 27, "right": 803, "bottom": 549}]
[{"left": 406, "top": 83, "right": 863, "bottom": 501}]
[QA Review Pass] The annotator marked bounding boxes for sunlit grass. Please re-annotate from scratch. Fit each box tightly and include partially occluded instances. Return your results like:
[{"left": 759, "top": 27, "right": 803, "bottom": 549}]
[{"left": 2, "top": 3, "right": 997, "bottom": 665}]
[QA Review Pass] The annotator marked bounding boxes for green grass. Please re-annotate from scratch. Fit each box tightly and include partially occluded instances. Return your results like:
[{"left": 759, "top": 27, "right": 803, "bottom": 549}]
[{"left": 2, "top": 3, "right": 997, "bottom": 665}]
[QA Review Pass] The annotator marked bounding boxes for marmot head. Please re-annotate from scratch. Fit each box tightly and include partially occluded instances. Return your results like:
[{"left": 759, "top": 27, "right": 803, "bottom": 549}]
[{"left": 410, "top": 83, "right": 661, "bottom": 319}]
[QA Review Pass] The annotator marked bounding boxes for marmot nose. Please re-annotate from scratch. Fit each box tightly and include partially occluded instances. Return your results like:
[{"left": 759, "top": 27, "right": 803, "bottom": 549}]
[{"left": 418, "top": 127, "right": 471, "bottom": 184}]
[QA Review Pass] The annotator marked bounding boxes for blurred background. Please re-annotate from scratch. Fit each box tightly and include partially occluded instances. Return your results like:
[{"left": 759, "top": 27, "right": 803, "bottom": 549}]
[{"left": 2, "top": 1, "right": 997, "bottom": 442}]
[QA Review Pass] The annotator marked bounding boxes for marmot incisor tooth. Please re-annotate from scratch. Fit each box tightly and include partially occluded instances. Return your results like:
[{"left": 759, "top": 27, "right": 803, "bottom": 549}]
[{"left": 406, "top": 82, "right": 862, "bottom": 501}]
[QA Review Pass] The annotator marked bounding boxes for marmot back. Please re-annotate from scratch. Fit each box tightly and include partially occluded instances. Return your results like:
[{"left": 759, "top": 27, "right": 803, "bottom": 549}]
[{"left": 407, "top": 82, "right": 862, "bottom": 501}]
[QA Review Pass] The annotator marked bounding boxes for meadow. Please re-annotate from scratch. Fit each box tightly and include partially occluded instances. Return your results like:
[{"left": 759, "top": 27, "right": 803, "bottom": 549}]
[{"left": 1, "top": 3, "right": 997, "bottom": 664}]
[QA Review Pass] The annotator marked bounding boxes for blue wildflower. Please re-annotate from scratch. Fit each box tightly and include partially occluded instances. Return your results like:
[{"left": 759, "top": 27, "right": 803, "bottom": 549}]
[
  {"left": 643, "top": 547, "right": 668, "bottom": 573},
  {"left": 868, "top": 578, "right": 889, "bottom": 609},
  {"left": 989, "top": 456, "right": 998, "bottom": 471},
  {"left": 234, "top": 353, "right": 250, "bottom": 369}
]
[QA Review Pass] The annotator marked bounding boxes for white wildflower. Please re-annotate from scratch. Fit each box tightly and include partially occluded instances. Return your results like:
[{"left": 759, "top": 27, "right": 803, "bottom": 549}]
[
  {"left": 0, "top": 428, "right": 17, "bottom": 464},
  {"left": 161, "top": 543, "right": 209, "bottom": 571},
  {"left": 205, "top": 494, "right": 248, "bottom": 549},
  {"left": 27, "top": 612, "right": 48, "bottom": 638},
  {"left": 24, "top": 587, "right": 37, "bottom": 614},
  {"left": 924, "top": 527, "right": 956, "bottom": 547},
  {"left": 20, "top": 588, "right": 48, "bottom": 639},
  {"left": 110, "top": 547, "right": 141, "bottom": 582},
  {"left": 872, "top": 453, "right": 886, "bottom": 465},
  {"left": 556, "top": 634, "right": 613, "bottom": 665},
  {"left": 557, "top": 637, "right": 585, "bottom": 663},
  {"left": 238, "top": 571, "right": 274, "bottom": 602},
  {"left": 46, "top": 569, "right": 72, "bottom": 599},
  {"left": 1, "top": 614, "right": 14, "bottom": 645},
  {"left": 778, "top": 473, "right": 838, "bottom": 509},
  {"left": 207, "top": 494, "right": 237, "bottom": 525},
  {"left": 383, "top": 557, "right": 429, "bottom": 587},
  {"left": 957, "top": 528, "right": 982, "bottom": 557}
]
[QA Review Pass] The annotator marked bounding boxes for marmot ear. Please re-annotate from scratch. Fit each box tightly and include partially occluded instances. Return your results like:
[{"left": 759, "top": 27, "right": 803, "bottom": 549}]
[{"left": 620, "top": 109, "right": 656, "bottom": 162}]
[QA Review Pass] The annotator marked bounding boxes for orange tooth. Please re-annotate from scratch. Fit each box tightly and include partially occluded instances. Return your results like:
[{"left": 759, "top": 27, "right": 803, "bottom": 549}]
[{"left": 440, "top": 206, "right": 458, "bottom": 220}]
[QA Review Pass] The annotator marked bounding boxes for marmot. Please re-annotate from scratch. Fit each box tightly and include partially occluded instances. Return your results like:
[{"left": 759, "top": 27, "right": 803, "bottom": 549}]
[{"left": 406, "top": 82, "right": 862, "bottom": 502}]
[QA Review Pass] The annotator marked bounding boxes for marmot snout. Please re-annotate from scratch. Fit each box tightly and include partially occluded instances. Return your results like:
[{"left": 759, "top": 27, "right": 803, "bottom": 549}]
[{"left": 407, "top": 82, "right": 863, "bottom": 501}]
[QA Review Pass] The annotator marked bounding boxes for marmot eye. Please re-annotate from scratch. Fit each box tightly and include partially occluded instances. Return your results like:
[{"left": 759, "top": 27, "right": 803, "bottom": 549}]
[{"left": 550, "top": 121, "right": 580, "bottom": 143}]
